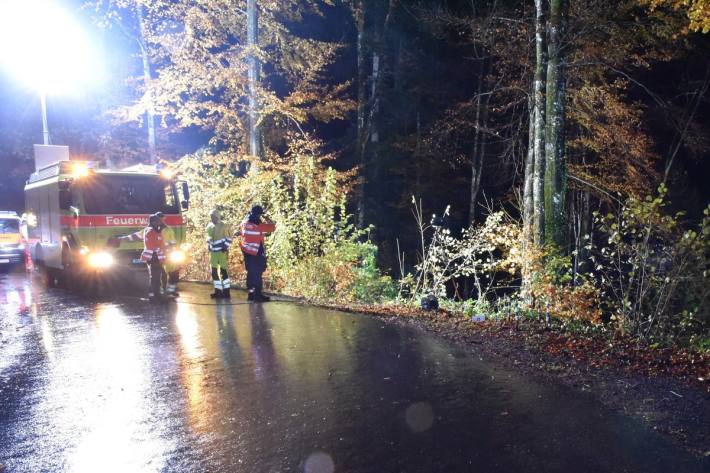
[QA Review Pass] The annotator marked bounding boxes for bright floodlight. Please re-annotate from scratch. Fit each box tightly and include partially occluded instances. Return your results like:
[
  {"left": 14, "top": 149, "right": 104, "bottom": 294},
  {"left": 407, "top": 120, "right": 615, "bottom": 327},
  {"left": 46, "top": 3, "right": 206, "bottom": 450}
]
[{"left": 0, "top": 0, "right": 100, "bottom": 94}]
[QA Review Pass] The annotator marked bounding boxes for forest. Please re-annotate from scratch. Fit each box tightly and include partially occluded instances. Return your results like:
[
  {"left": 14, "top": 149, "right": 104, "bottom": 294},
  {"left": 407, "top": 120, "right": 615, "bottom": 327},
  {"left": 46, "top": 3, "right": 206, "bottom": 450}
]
[{"left": 1, "top": 0, "right": 709, "bottom": 350}]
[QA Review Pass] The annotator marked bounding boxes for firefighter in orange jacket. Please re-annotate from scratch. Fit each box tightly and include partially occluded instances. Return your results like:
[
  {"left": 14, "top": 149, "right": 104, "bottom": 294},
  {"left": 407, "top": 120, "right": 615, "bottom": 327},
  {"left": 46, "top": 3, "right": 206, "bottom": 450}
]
[
  {"left": 114, "top": 212, "right": 180, "bottom": 298},
  {"left": 141, "top": 213, "right": 168, "bottom": 301},
  {"left": 240, "top": 205, "right": 276, "bottom": 302}
]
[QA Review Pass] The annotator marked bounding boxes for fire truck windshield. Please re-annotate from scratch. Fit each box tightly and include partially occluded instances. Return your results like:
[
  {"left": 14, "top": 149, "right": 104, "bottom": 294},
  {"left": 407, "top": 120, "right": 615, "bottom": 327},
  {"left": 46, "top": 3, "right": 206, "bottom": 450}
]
[
  {"left": 0, "top": 218, "right": 20, "bottom": 234},
  {"left": 81, "top": 175, "right": 180, "bottom": 215}
]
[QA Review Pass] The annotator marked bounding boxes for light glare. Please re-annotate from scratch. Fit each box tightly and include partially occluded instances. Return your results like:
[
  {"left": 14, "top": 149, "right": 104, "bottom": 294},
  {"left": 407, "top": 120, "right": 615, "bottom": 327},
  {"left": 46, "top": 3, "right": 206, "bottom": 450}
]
[
  {"left": 0, "top": 0, "right": 101, "bottom": 94},
  {"left": 72, "top": 162, "right": 90, "bottom": 179},
  {"left": 87, "top": 251, "right": 114, "bottom": 269},
  {"left": 169, "top": 250, "right": 186, "bottom": 264}
]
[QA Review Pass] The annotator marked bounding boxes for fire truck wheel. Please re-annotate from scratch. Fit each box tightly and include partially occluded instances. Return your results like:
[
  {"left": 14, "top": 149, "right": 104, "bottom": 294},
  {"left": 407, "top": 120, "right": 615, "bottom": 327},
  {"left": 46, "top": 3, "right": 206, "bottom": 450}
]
[
  {"left": 60, "top": 244, "right": 77, "bottom": 290},
  {"left": 34, "top": 246, "right": 57, "bottom": 289},
  {"left": 40, "top": 264, "right": 60, "bottom": 289}
]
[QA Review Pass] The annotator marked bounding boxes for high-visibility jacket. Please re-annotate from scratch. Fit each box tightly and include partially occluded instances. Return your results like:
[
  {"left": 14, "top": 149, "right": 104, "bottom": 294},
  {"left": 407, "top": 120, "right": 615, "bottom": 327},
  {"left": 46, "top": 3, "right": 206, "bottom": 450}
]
[
  {"left": 119, "top": 228, "right": 145, "bottom": 243},
  {"left": 121, "top": 225, "right": 177, "bottom": 246},
  {"left": 207, "top": 222, "right": 232, "bottom": 252},
  {"left": 121, "top": 226, "right": 180, "bottom": 269},
  {"left": 141, "top": 227, "right": 166, "bottom": 263},
  {"left": 240, "top": 219, "right": 276, "bottom": 256}
]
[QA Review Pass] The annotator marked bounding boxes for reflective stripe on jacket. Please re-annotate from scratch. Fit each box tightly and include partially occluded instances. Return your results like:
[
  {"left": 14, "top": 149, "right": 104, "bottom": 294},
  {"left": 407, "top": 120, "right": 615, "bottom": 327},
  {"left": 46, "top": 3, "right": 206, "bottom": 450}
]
[
  {"left": 141, "top": 227, "right": 166, "bottom": 262},
  {"left": 240, "top": 220, "right": 276, "bottom": 256},
  {"left": 121, "top": 226, "right": 177, "bottom": 246},
  {"left": 207, "top": 222, "right": 232, "bottom": 252},
  {"left": 120, "top": 230, "right": 144, "bottom": 242}
]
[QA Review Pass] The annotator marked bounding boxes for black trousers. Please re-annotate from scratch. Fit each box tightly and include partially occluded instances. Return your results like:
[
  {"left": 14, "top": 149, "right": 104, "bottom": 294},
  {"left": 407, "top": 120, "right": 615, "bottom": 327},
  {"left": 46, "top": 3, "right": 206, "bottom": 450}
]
[
  {"left": 148, "top": 260, "right": 166, "bottom": 296},
  {"left": 162, "top": 270, "right": 180, "bottom": 287},
  {"left": 244, "top": 253, "right": 266, "bottom": 294}
]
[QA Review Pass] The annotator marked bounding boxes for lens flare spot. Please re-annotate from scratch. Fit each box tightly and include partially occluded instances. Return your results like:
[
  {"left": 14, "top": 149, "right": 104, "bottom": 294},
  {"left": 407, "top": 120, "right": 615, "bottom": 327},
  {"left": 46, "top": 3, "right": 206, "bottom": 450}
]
[
  {"left": 304, "top": 451, "right": 335, "bottom": 473},
  {"left": 405, "top": 402, "right": 434, "bottom": 433}
]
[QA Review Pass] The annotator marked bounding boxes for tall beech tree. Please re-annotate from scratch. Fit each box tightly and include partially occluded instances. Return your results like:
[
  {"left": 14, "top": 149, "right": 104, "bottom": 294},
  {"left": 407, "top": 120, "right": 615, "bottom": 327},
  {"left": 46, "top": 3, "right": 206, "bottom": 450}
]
[
  {"left": 543, "top": 0, "right": 568, "bottom": 250},
  {"left": 95, "top": 0, "right": 353, "bottom": 162}
]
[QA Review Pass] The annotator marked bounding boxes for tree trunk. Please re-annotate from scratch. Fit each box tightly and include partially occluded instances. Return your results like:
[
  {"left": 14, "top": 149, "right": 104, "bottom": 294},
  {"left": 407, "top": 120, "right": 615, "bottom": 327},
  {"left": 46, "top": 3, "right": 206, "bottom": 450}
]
[
  {"left": 544, "top": 0, "right": 568, "bottom": 250},
  {"left": 470, "top": 104, "right": 488, "bottom": 225},
  {"left": 370, "top": 51, "right": 380, "bottom": 143},
  {"left": 356, "top": 0, "right": 394, "bottom": 229},
  {"left": 415, "top": 109, "right": 422, "bottom": 198},
  {"left": 356, "top": 1, "right": 369, "bottom": 228},
  {"left": 136, "top": 5, "right": 156, "bottom": 164},
  {"left": 523, "top": 93, "right": 535, "bottom": 243},
  {"left": 469, "top": 71, "right": 484, "bottom": 225},
  {"left": 571, "top": 189, "right": 591, "bottom": 283},
  {"left": 532, "top": 0, "right": 547, "bottom": 246},
  {"left": 522, "top": 93, "right": 536, "bottom": 298},
  {"left": 247, "top": 0, "right": 262, "bottom": 159}
]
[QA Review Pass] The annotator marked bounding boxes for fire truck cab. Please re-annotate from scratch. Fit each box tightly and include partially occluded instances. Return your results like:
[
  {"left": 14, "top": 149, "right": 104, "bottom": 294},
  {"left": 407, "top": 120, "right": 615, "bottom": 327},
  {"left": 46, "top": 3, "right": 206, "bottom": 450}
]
[{"left": 24, "top": 145, "right": 190, "bottom": 289}]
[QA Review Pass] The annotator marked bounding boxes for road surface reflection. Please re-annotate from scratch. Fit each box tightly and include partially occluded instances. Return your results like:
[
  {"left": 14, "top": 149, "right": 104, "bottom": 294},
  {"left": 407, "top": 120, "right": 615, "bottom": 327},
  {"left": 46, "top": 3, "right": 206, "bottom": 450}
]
[{"left": 0, "top": 275, "right": 706, "bottom": 473}]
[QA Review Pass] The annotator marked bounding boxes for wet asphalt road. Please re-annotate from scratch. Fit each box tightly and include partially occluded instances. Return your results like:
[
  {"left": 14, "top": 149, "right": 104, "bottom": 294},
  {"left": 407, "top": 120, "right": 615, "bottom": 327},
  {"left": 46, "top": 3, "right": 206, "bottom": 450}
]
[{"left": 0, "top": 272, "right": 707, "bottom": 473}]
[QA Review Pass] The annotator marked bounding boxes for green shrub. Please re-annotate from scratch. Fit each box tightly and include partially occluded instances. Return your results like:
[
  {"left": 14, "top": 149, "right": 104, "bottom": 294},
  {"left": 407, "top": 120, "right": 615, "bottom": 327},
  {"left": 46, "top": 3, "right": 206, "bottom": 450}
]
[
  {"left": 174, "top": 139, "right": 394, "bottom": 304},
  {"left": 591, "top": 184, "right": 710, "bottom": 341}
]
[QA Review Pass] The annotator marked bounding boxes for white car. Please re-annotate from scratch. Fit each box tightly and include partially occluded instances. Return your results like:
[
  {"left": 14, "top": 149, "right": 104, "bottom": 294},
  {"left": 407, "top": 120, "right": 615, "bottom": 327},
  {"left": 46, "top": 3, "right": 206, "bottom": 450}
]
[{"left": 0, "top": 211, "right": 26, "bottom": 268}]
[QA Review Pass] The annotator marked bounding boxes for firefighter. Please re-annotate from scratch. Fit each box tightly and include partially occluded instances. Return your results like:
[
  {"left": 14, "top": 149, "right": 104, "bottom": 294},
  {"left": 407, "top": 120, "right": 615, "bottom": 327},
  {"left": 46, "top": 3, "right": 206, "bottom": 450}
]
[
  {"left": 206, "top": 209, "right": 232, "bottom": 299},
  {"left": 111, "top": 212, "right": 181, "bottom": 298},
  {"left": 240, "top": 205, "right": 276, "bottom": 302},
  {"left": 155, "top": 212, "right": 180, "bottom": 297},
  {"left": 142, "top": 213, "right": 168, "bottom": 302}
]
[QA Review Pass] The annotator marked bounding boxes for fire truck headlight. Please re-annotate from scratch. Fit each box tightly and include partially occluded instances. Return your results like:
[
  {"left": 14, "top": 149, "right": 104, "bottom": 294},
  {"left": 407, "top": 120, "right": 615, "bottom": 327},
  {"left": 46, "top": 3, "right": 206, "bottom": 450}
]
[
  {"left": 169, "top": 250, "right": 186, "bottom": 264},
  {"left": 87, "top": 251, "right": 114, "bottom": 269}
]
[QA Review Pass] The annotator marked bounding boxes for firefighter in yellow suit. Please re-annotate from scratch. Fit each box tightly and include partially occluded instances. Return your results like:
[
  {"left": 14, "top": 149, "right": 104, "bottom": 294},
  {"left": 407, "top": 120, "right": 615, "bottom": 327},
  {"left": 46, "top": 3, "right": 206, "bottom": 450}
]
[
  {"left": 157, "top": 212, "right": 181, "bottom": 297},
  {"left": 206, "top": 209, "right": 232, "bottom": 299}
]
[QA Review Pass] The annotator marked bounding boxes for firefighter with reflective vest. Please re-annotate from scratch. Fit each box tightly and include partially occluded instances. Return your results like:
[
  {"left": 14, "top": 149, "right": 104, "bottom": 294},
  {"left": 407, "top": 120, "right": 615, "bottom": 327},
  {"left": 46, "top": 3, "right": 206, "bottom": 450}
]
[
  {"left": 113, "top": 212, "right": 180, "bottom": 297},
  {"left": 140, "top": 213, "right": 168, "bottom": 301},
  {"left": 156, "top": 212, "right": 181, "bottom": 296},
  {"left": 207, "top": 209, "right": 233, "bottom": 299},
  {"left": 240, "top": 205, "right": 276, "bottom": 302}
]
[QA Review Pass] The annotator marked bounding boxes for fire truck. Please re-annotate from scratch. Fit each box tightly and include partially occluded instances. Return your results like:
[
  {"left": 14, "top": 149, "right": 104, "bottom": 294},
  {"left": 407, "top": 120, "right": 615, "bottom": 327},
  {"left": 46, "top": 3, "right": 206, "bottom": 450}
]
[{"left": 24, "top": 145, "right": 190, "bottom": 290}]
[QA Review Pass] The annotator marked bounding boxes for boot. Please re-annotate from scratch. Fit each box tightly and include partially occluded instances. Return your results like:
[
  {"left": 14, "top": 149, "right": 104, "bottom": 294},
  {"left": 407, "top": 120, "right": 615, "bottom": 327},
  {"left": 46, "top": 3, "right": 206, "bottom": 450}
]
[
  {"left": 165, "top": 283, "right": 179, "bottom": 297},
  {"left": 247, "top": 291, "right": 255, "bottom": 302},
  {"left": 149, "top": 293, "right": 166, "bottom": 303},
  {"left": 210, "top": 289, "right": 223, "bottom": 299},
  {"left": 221, "top": 288, "right": 231, "bottom": 299},
  {"left": 254, "top": 291, "right": 270, "bottom": 302}
]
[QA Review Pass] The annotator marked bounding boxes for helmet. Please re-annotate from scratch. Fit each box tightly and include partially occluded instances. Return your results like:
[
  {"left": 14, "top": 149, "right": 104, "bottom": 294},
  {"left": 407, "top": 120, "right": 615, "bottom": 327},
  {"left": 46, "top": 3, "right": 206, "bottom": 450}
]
[
  {"left": 250, "top": 205, "right": 264, "bottom": 217},
  {"left": 149, "top": 213, "right": 161, "bottom": 225}
]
